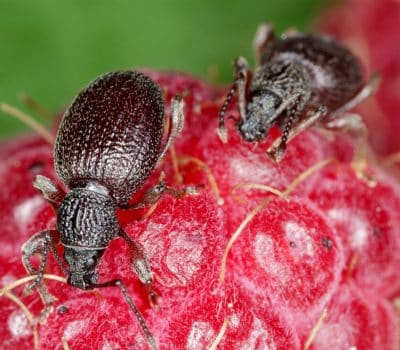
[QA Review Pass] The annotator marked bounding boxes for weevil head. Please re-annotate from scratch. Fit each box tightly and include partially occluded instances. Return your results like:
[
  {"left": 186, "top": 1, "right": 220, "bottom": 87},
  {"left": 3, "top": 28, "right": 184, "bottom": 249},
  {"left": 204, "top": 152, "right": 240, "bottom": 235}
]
[
  {"left": 238, "top": 90, "right": 281, "bottom": 142},
  {"left": 64, "top": 247, "right": 104, "bottom": 289}
]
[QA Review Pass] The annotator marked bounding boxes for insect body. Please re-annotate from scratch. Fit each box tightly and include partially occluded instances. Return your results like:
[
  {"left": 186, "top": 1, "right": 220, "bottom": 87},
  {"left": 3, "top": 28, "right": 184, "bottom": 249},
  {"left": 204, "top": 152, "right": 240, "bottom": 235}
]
[
  {"left": 218, "top": 23, "right": 379, "bottom": 163},
  {"left": 21, "top": 71, "right": 185, "bottom": 349}
]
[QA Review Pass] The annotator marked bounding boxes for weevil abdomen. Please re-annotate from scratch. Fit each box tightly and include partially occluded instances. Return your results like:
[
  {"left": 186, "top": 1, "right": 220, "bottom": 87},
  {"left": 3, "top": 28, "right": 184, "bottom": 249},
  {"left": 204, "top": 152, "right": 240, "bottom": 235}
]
[
  {"left": 54, "top": 71, "right": 165, "bottom": 205},
  {"left": 261, "top": 34, "right": 364, "bottom": 112}
]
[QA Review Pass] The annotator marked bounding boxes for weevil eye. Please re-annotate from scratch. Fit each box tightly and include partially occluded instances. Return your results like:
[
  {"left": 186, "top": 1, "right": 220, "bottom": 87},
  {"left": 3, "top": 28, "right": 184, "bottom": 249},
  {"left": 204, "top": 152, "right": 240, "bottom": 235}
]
[{"left": 85, "top": 257, "right": 95, "bottom": 269}]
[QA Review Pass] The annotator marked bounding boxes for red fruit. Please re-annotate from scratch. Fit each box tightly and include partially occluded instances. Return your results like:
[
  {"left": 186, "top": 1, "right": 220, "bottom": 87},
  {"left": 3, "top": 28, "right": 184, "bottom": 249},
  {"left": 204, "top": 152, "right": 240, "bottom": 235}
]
[
  {"left": 307, "top": 165, "right": 400, "bottom": 296},
  {"left": 226, "top": 199, "right": 344, "bottom": 317},
  {"left": 310, "top": 284, "right": 399, "bottom": 350},
  {"left": 219, "top": 287, "right": 301, "bottom": 349},
  {"left": 0, "top": 135, "right": 55, "bottom": 259},
  {"left": 123, "top": 192, "right": 226, "bottom": 290},
  {"left": 1, "top": 69, "right": 400, "bottom": 350}
]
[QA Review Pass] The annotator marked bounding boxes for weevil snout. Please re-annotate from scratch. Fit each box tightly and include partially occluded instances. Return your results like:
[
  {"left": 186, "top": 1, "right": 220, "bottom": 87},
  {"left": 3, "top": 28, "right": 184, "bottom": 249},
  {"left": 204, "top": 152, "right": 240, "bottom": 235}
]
[
  {"left": 64, "top": 247, "right": 104, "bottom": 289},
  {"left": 238, "top": 91, "right": 280, "bottom": 142}
]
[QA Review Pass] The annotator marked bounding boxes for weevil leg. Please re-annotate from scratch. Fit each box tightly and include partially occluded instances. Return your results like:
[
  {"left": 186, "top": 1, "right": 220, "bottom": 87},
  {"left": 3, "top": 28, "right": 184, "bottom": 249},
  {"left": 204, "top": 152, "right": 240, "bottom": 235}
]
[
  {"left": 253, "top": 23, "right": 276, "bottom": 63},
  {"left": 218, "top": 56, "right": 250, "bottom": 143},
  {"left": 234, "top": 57, "right": 250, "bottom": 126},
  {"left": 331, "top": 73, "right": 381, "bottom": 116},
  {"left": 121, "top": 181, "right": 201, "bottom": 210},
  {"left": 118, "top": 230, "right": 159, "bottom": 307},
  {"left": 92, "top": 278, "right": 157, "bottom": 350},
  {"left": 33, "top": 175, "right": 66, "bottom": 211},
  {"left": 267, "top": 105, "right": 328, "bottom": 161},
  {"left": 157, "top": 95, "right": 185, "bottom": 164},
  {"left": 323, "top": 112, "right": 376, "bottom": 186},
  {"left": 22, "top": 229, "right": 62, "bottom": 323}
]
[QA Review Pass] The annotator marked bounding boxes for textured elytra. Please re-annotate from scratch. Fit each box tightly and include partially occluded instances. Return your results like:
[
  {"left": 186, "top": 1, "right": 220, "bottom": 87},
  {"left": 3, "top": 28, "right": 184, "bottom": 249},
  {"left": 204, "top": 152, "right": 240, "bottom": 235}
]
[
  {"left": 260, "top": 34, "right": 364, "bottom": 112},
  {"left": 55, "top": 71, "right": 165, "bottom": 205}
]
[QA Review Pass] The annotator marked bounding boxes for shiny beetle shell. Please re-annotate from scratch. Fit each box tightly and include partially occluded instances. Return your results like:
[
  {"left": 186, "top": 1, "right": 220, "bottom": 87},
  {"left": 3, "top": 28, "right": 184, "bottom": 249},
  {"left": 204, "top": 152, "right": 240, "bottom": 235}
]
[{"left": 54, "top": 71, "right": 165, "bottom": 205}]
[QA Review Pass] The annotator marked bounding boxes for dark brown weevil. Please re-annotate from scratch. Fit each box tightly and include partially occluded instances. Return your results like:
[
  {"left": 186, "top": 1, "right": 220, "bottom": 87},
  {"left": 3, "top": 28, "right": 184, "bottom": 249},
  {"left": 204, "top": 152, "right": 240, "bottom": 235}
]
[
  {"left": 22, "top": 70, "right": 187, "bottom": 350},
  {"left": 218, "top": 23, "right": 379, "bottom": 174}
]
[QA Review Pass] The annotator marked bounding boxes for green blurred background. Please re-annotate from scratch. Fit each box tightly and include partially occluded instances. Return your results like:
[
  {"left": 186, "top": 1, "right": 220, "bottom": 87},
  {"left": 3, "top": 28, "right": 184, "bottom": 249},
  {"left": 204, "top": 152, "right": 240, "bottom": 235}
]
[{"left": 0, "top": 0, "right": 329, "bottom": 138}]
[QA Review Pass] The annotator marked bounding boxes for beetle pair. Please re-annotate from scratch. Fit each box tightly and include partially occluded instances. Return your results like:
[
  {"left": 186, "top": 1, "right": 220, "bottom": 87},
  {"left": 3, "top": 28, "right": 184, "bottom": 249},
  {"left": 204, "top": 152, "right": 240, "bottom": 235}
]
[{"left": 17, "top": 23, "right": 377, "bottom": 349}]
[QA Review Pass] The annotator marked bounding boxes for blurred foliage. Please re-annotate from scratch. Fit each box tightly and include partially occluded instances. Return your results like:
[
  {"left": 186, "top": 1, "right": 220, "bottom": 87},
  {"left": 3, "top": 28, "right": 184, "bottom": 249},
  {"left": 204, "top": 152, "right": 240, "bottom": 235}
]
[{"left": 0, "top": 0, "right": 327, "bottom": 138}]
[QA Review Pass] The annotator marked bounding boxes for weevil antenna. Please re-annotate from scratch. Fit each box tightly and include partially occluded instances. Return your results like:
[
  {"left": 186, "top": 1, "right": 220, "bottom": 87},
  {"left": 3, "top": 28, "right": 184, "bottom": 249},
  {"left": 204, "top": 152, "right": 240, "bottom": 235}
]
[{"left": 217, "top": 83, "right": 237, "bottom": 143}]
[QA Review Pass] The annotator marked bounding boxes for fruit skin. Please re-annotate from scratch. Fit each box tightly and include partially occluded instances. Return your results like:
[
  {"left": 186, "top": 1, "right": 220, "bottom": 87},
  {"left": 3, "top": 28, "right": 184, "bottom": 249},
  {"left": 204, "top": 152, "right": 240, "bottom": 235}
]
[{"left": 0, "top": 70, "right": 400, "bottom": 350}]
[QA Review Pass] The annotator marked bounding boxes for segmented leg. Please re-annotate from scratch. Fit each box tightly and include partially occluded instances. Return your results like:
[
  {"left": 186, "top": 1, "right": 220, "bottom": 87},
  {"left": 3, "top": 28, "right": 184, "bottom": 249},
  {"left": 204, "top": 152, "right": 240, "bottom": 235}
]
[
  {"left": 267, "top": 105, "right": 327, "bottom": 161},
  {"left": 33, "top": 175, "right": 66, "bottom": 211},
  {"left": 157, "top": 95, "right": 185, "bottom": 164},
  {"left": 121, "top": 180, "right": 200, "bottom": 210},
  {"left": 118, "top": 230, "right": 159, "bottom": 307},
  {"left": 323, "top": 113, "right": 375, "bottom": 186},
  {"left": 218, "top": 56, "right": 250, "bottom": 143},
  {"left": 21, "top": 229, "right": 61, "bottom": 323},
  {"left": 253, "top": 23, "right": 276, "bottom": 63},
  {"left": 324, "top": 74, "right": 380, "bottom": 186}
]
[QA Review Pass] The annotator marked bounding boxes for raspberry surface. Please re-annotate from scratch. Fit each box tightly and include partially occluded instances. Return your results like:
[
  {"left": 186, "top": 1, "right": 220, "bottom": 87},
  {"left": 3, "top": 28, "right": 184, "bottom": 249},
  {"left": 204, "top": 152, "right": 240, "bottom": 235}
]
[{"left": 1, "top": 25, "right": 400, "bottom": 349}]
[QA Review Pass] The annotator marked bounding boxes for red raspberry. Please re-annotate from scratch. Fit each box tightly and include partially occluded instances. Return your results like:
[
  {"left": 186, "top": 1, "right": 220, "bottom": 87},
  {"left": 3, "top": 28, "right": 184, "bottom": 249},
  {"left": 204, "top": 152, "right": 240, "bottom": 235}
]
[
  {"left": 1, "top": 70, "right": 399, "bottom": 350},
  {"left": 309, "top": 283, "right": 399, "bottom": 349}
]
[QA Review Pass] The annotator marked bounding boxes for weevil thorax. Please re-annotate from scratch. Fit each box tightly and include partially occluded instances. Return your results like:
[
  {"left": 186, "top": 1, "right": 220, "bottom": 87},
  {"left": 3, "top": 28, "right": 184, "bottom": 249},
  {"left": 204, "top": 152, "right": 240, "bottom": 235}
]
[
  {"left": 239, "top": 60, "right": 311, "bottom": 142},
  {"left": 57, "top": 182, "right": 119, "bottom": 289}
]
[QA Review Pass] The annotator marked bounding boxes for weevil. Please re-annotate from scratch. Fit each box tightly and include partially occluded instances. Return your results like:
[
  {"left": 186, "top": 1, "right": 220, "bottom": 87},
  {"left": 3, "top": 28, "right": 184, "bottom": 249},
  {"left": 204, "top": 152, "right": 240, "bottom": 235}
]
[
  {"left": 21, "top": 70, "right": 187, "bottom": 349},
  {"left": 218, "top": 23, "right": 379, "bottom": 168}
]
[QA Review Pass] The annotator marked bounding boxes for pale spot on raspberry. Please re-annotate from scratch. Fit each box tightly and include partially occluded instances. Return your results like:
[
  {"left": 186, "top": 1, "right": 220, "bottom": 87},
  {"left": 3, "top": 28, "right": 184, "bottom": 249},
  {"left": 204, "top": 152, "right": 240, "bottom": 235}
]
[
  {"left": 165, "top": 230, "right": 204, "bottom": 286},
  {"left": 314, "top": 323, "right": 353, "bottom": 349},
  {"left": 13, "top": 195, "right": 44, "bottom": 230},
  {"left": 140, "top": 221, "right": 206, "bottom": 287},
  {"left": 229, "top": 154, "right": 281, "bottom": 187},
  {"left": 328, "top": 208, "right": 369, "bottom": 249},
  {"left": 0, "top": 274, "right": 16, "bottom": 287},
  {"left": 63, "top": 320, "right": 88, "bottom": 340},
  {"left": 101, "top": 340, "right": 119, "bottom": 350},
  {"left": 187, "top": 321, "right": 214, "bottom": 350},
  {"left": 240, "top": 317, "right": 270, "bottom": 349},
  {"left": 8, "top": 311, "right": 30, "bottom": 337},
  {"left": 139, "top": 222, "right": 165, "bottom": 256},
  {"left": 254, "top": 234, "right": 290, "bottom": 283},
  {"left": 101, "top": 341, "right": 112, "bottom": 350},
  {"left": 229, "top": 313, "right": 240, "bottom": 328},
  {"left": 285, "top": 221, "right": 315, "bottom": 259}
]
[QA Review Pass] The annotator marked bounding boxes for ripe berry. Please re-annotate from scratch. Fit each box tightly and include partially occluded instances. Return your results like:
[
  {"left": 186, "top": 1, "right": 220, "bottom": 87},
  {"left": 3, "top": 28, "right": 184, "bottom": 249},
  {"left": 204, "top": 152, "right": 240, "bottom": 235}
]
[{"left": 1, "top": 68, "right": 399, "bottom": 349}]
